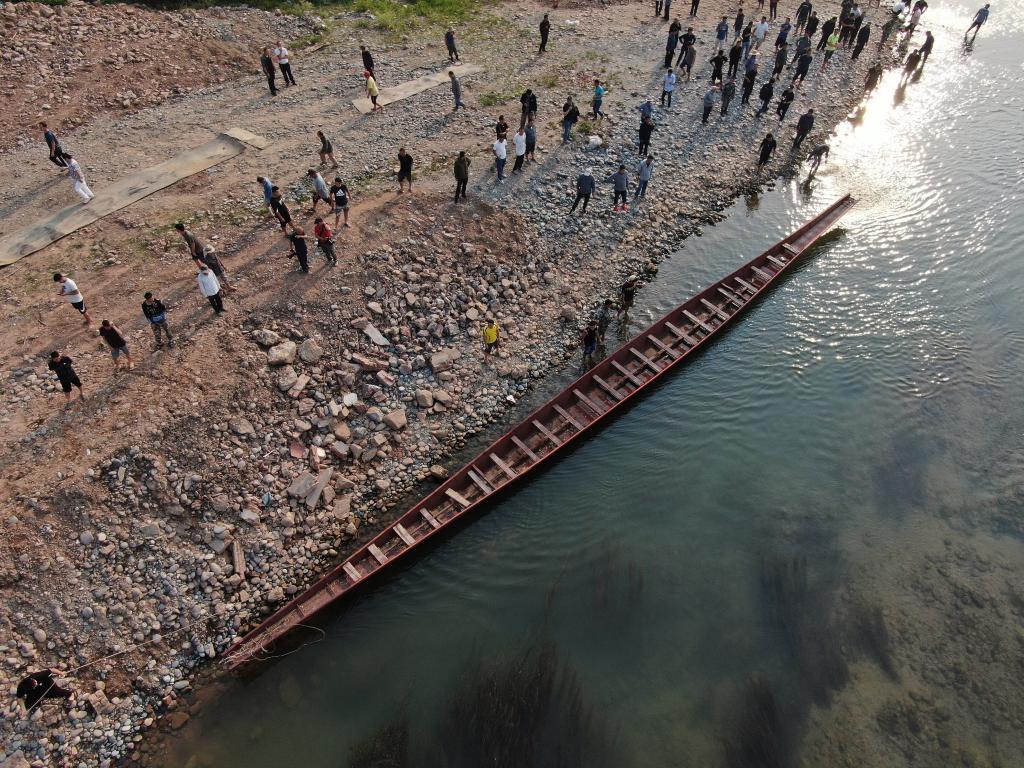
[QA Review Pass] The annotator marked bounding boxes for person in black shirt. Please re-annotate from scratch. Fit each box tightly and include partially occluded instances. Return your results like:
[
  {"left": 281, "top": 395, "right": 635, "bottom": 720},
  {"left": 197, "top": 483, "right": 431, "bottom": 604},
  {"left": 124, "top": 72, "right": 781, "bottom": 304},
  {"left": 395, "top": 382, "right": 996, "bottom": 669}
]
[
  {"left": 618, "top": 277, "right": 639, "bottom": 318},
  {"left": 397, "top": 148, "right": 413, "bottom": 193},
  {"left": 17, "top": 670, "right": 73, "bottom": 712},
  {"left": 539, "top": 14, "right": 551, "bottom": 53},
  {"left": 288, "top": 227, "right": 310, "bottom": 272},
  {"left": 99, "top": 320, "right": 133, "bottom": 371},
  {"left": 141, "top": 292, "right": 173, "bottom": 349},
  {"left": 330, "top": 177, "right": 352, "bottom": 228},
  {"left": 360, "top": 45, "right": 374, "bottom": 78},
  {"left": 638, "top": 115, "right": 655, "bottom": 156},
  {"left": 260, "top": 48, "right": 277, "bottom": 96},
  {"left": 317, "top": 131, "right": 339, "bottom": 169},
  {"left": 40, "top": 121, "right": 67, "bottom": 167},
  {"left": 758, "top": 133, "right": 777, "bottom": 167},
  {"left": 48, "top": 352, "right": 84, "bottom": 402},
  {"left": 793, "top": 109, "right": 815, "bottom": 150},
  {"left": 270, "top": 186, "right": 292, "bottom": 232},
  {"left": 816, "top": 16, "right": 836, "bottom": 49}
]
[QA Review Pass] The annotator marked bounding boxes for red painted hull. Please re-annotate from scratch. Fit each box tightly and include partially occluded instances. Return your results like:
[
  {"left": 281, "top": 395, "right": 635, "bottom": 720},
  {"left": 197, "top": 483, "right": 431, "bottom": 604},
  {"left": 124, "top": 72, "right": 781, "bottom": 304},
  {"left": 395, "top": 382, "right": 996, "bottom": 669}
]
[{"left": 224, "top": 195, "right": 856, "bottom": 668}]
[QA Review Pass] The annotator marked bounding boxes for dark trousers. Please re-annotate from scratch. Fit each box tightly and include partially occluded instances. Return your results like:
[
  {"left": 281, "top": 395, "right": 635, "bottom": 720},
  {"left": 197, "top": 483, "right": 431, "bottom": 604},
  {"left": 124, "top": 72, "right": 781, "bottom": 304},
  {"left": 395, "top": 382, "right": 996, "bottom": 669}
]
[
  {"left": 665, "top": 49, "right": 675, "bottom": 68},
  {"left": 655, "top": 0, "right": 663, "bottom": 14},
  {"left": 852, "top": 42, "right": 866, "bottom": 59},
  {"left": 757, "top": 98, "right": 771, "bottom": 115},
  {"left": 614, "top": 190, "right": 627, "bottom": 206},
  {"left": 319, "top": 241, "right": 337, "bottom": 264},
  {"left": 265, "top": 72, "right": 277, "bottom": 95},
  {"left": 661, "top": 89, "right": 672, "bottom": 106},
  {"left": 690, "top": 0, "right": 699, "bottom": 15},
  {"left": 513, "top": 153, "right": 525, "bottom": 172},
  {"left": 777, "top": 103, "right": 790, "bottom": 120},
  {"left": 721, "top": 97, "right": 733, "bottom": 114},
  {"left": 454, "top": 178, "right": 468, "bottom": 200},
  {"left": 816, "top": 34, "right": 828, "bottom": 50},
  {"left": 279, "top": 62, "right": 296, "bottom": 85},
  {"left": 793, "top": 129, "right": 809, "bottom": 150},
  {"left": 570, "top": 192, "right": 590, "bottom": 213},
  {"left": 728, "top": 61, "right": 739, "bottom": 78},
  {"left": 639, "top": 138, "right": 650, "bottom": 155},
  {"left": 448, "top": 45, "right": 460, "bottom": 62},
  {"left": 295, "top": 249, "right": 309, "bottom": 272},
  {"left": 702, "top": 103, "right": 713, "bottom": 122},
  {"left": 742, "top": 86, "right": 753, "bottom": 103},
  {"left": 540, "top": 32, "right": 548, "bottom": 52},
  {"left": 49, "top": 149, "right": 67, "bottom": 167},
  {"left": 208, "top": 292, "right": 224, "bottom": 313}
]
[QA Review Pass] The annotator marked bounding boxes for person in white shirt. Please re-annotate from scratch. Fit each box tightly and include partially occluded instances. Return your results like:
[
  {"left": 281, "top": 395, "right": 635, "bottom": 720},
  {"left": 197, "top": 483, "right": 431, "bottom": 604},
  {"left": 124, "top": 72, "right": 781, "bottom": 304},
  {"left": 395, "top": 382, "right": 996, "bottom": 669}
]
[
  {"left": 661, "top": 68, "right": 677, "bottom": 107},
  {"left": 63, "top": 154, "right": 94, "bottom": 204},
  {"left": 53, "top": 272, "right": 92, "bottom": 327},
  {"left": 512, "top": 128, "right": 527, "bottom": 173},
  {"left": 492, "top": 137, "right": 508, "bottom": 182},
  {"left": 754, "top": 17, "right": 770, "bottom": 48},
  {"left": 197, "top": 266, "right": 224, "bottom": 314},
  {"left": 273, "top": 40, "right": 296, "bottom": 86}
]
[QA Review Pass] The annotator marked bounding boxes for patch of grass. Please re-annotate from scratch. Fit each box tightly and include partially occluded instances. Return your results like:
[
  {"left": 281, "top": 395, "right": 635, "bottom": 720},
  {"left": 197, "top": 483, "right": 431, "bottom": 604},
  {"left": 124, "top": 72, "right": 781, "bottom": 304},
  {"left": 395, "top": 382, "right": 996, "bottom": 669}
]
[
  {"left": 477, "top": 89, "right": 518, "bottom": 107},
  {"left": 538, "top": 69, "right": 561, "bottom": 89}
]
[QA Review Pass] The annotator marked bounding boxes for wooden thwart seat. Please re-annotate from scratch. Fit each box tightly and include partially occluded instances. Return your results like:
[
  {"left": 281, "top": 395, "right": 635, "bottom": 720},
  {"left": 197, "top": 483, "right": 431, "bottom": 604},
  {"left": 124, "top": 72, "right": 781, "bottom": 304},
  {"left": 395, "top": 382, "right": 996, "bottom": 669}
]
[
  {"left": 782, "top": 243, "right": 800, "bottom": 255},
  {"left": 394, "top": 524, "right": 416, "bottom": 547},
  {"left": 647, "top": 334, "right": 681, "bottom": 360},
  {"left": 490, "top": 452, "right": 517, "bottom": 480},
  {"left": 445, "top": 488, "right": 472, "bottom": 508},
  {"left": 511, "top": 435, "right": 539, "bottom": 462},
  {"left": 610, "top": 359, "right": 645, "bottom": 387},
  {"left": 766, "top": 254, "right": 787, "bottom": 268},
  {"left": 368, "top": 543, "right": 388, "bottom": 565},
  {"left": 593, "top": 375, "right": 625, "bottom": 401},
  {"left": 420, "top": 508, "right": 441, "bottom": 529},
  {"left": 467, "top": 468, "right": 493, "bottom": 495},
  {"left": 630, "top": 348, "right": 662, "bottom": 374},
  {"left": 343, "top": 562, "right": 362, "bottom": 581},
  {"left": 751, "top": 265, "right": 774, "bottom": 281},
  {"left": 718, "top": 287, "right": 745, "bottom": 308},
  {"left": 533, "top": 419, "right": 562, "bottom": 446},
  {"left": 683, "top": 309, "right": 716, "bottom": 334},
  {"left": 665, "top": 321, "right": 698, "bottom": 346},
  {"left": 573, "top": 388, "right": 605, "bottom": 416},
  {"left": 553, "top": 404, "right": 584, "bottom": 431},
  {"left": 701, "top": 298, "right": 731, "bottom": 321},
  {"left": 734, "top": 277, "right": 758, "bottom": 294}
]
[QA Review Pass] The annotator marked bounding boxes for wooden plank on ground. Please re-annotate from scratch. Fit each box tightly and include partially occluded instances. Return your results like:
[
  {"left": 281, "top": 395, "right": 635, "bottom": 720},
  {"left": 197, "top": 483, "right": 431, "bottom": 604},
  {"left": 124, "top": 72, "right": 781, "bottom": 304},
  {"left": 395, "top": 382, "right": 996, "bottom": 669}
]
[
  {"left": 593, "top": 375, "right": 625, "bottom": 401},
  {"left": 532, "top": 419, "right": 562, "bottom": 446},
  {"left": 394, "top": 523, "right": 416, "bottom": 547},
  {"left": 573, "top": 388, "right": 606, "bottom": 415},
  {"left": 352, "top": 64, "right": 485, "bottom": 112},
  {"left": 230, "top": 540, "right": 246, "bottom": 580},
  {"left": 490, "top": 452, "right": 517, "bottom": 480},
  {"left": 683, "top": 309, "right": 716, "bottom": 334},
  {"left": 647, "top": 334, "right": 681, "bottom": 360},
  {"left": 701, "top": 298, "right": 731, "bottom": 321},
  {"left": 368, "top": 543, "right": 388, "bottom": 565},
  {"left": 553, "top": 404, "right": 584, "bottom": 431},
  {"left": 630, "top": 348, "right": 662, "bottom": 374},
  {"left": 610, "top": 359, "right": 645, "bottom": 387},
  {"left": 511, "top": 435, "right": 539, "bottom": 462},
  {"left": 445, "top": 488, "right": 472, "bottom": 508}
]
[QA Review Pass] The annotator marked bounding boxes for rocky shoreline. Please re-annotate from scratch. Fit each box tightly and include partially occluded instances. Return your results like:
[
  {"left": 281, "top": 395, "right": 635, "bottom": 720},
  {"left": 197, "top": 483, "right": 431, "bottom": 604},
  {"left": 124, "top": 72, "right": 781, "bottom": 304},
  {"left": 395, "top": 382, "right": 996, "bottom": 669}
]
[{"left": 0, "top": 0, "right": 911, "bottom": 765}]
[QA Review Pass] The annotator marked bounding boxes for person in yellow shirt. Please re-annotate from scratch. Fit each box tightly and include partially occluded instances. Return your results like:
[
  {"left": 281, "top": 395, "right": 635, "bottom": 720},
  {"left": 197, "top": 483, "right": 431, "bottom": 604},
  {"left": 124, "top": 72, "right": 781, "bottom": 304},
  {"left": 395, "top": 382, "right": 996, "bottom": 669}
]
[
  {"left": 482, "top": 318, "right": 499, "bottom": 355},
  {"left": 364, "top": 70, "right": 383, "bottom": 112}
]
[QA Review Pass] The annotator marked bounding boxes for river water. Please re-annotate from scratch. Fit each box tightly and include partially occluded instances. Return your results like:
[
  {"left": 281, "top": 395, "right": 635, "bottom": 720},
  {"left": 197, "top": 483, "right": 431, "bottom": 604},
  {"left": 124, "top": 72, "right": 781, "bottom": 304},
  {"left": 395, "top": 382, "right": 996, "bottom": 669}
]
[{"left": 165, "top": 4, "right": 1024, "bottom": 766}]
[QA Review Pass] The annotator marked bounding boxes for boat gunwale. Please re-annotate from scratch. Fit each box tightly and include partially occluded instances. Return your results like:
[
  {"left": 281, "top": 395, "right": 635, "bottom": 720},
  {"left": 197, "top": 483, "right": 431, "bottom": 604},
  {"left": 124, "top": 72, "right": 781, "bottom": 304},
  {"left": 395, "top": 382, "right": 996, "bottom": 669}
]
[{"left": 223, "top": 194, "right": 854, "bottom": 667}]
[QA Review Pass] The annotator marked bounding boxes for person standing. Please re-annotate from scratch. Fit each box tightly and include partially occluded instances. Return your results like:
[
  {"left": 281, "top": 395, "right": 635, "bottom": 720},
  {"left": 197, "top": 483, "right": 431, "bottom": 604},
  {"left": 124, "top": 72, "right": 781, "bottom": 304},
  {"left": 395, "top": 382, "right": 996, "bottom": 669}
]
[
  {"left": 661, "top": 68, "right": 677, "bottom": 107},
  {"left": 741, "top": 69, "right": 757, "bottom": 104},
  {"left": 174, "top": 223, "right": 235, "bottom": 293},
  {"left": 308, "top": 169, "right": 331, "bottom": 212},
  {"left": 757, "top": 77, "right": 775, "bottom": 116},
  {"left": 768, "top": 0, "right": 778, "bottom": 20},
  {"left": 772, "top": 43, "right": 788, "bottom": 77},
  {"left": 317, "top": 131, "right": 339, "bottom": 169},
  {"left": 665, "top": 26, "right": 679, "bottom": 68},
  {"left": 618, "top": 277, "right": 639, "bottom": 317},
  {"left": 663, "top": 0, "right": 673, "bottom": 20},
  {"left": 715, "top": 16, "right": 730, "bottom": 49},
  {"left": 728, "top": 38, "right": 743, "bottom": 78},
  {"left": 492, "top": 135, "right": 508, "bottom": 182},
  {"left": 702, "top": 85, "right": 719, "bottom": 123},
  {"left": 482, "top": 318, "right": 500, "bottom": 355},
  {"left": 445, "top": 27, "right": 460, "bottom": 62},
  {"left": 754, "top": 16, "right": 770, "bottom": 48},
  {"left": 638, "top": 115, "right": 655, "bottom": 156},
  {"left": 256, "top": 176, "right": 274, "bottom": 212},
  {"left": 900, "top": 48, "right": 923, "bottom": 83},
  {"left": 397, "top": 148, "right": 413, "bottom": 193},
  {"left": 141, "top": 292, "right": 173, "bottom": 349},
  {"left": 635, "top": 155, "right": 655, "bottom": 199},
  {"left": 793, "top": 108, "right": 814, "bottom": 149},
  {"left": 776, "top": 85, "right": 794, "bottom": 120},
  {"left": 525, "top": 118, "right": 538, "bottom": 163},
  {"left": 681, "top": 42, "right": 698, "bottom": 81},
  {"left": 581, "top": 321, "right": 599, "bottom": 369},
  {"left": 41, "top": 122, "right": 66, "bottom": 167},
  {"left": 817, "top": 16, "right": 837, "bottom": 49},
  {"left": 720, "top": 78, "right": 737, "bottom": 114},
  {"left": 966, "top": 4, "right": 988, "bottom": 38},
  {"left": 822, "top": 29, "right": 839, "bottom": 69},
  {"left": 454, "top": 151, "right": 471, "bottom": 201},
  {"left": 512, "top": 126, "right": 527, "bottom": 173},
  {"left": 596, "top": 299, "right": 613, "bottom": 343},
  {"left": 287, "top": 226, "right": 310, "bottom": 272},
  {"left": 608, "top": 164, "right": 630, "bottom": 211},
  {"left": 63, "top": 154, "right": 94, "bottom": 204},
  {"left": 592, "top": 79, "right": 607, "bottom": 120},
  {"left": 689, "top": 0, "right": 699, "bottom": 16},
  {"left": 920, "top": 30, "right": 935, "bottom": 61},
  {"left": 449, "top": 70, "right": 465, "bottom": 112},
  {"left": 734, "top": 7, "right": 745, "bottom": 38},
  {"left": 494, "top": 115, "right": 509, "bottom": 141},
  {"left": 775, "top": 17, "right": 792, "bottom": 48},
  {"left": 53, "top": 273, "right": 92, "bottom": 328},
  {"left": 655, "top": 0, "right": 664, "bottom": 16},
  {"left": 757, "top": 132, "right": 777, "bottom": 167},
  {"left": 792, "top": 50, "right": 813, "bottom": 84},
  {"left": 741, "top": 22, "right": 754, "bottom": 56},
  {"left": 197, "top": 266, "right": 224, "bottom": 314},
  {"left": 99, "top": 320, "right": 133, "bottom": 371},
  {"left": 47, "top": 353, "right": 84, "bottom": 403},
  {"left": 274, "top": 40, "right": 296, "bottom": 86},
  {"left": 539, "top": 13, "right": 551, "bottom": 53},
  {"left": 360, "top": 45, "right": 375, "bottom": 78},
  {"left": 562, "top": 96, "right": 580, "bottom": 142},
  {"left": 805, "top": 12, "right": 819, "bottom": 38},
  {"left": 330, "top": 177, "right": 352, "bottom": 229},
  {"left": 710, "top": 49, "right": 727, "bottom": 83},
  {"left": 677, "top": 25, "right": 696, "bottom": 65},
  {"left": 570, "top": 169, "right": 596, "bottom": 214},
  {"left": 260, "top": 48, "right": 277, "bottom": 96},
  {"left": 270, "top": 186, "right": 292, "bottom": 232},
  {"left": 852, "top": 22, "right": 871, "bottom": 58},
  {"left": 364, "top": 70, "right": 383, "bottom": 112},
  {"left": 313, "top": 217, "right": 338, "bottom": 265},
  {"left": 790, "top": 32, "right": 811, "bottom": 63},
  {"left": 795, "top": 0, "right": 812, "bottom": 32}
]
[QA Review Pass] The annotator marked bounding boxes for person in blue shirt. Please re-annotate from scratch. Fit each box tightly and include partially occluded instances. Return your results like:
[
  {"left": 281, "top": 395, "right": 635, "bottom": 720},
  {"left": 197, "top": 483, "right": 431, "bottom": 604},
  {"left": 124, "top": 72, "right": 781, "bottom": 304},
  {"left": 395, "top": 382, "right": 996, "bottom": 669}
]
[
  {"left": 256, "top": 176, "right": 274, "bottom": 211},
  {"left": 776, "top": 17, "right": 792, "bottom": 47},
  {"left": 592, "top": 79, "right": 606, "bottom": 120},
  {"left": 716, "top": 16, "right": 730, "bottom": 49},
  {"left": 965, "top": 3, "right": 989, "bottom": 38}
]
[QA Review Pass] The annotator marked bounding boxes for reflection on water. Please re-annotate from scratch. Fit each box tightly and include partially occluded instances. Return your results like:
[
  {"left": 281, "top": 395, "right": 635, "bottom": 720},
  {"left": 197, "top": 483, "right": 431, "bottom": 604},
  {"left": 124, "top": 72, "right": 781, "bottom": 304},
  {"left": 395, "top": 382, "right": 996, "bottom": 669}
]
[{"left": 164, "top": 5, "right": 1024, "bottom": 767}]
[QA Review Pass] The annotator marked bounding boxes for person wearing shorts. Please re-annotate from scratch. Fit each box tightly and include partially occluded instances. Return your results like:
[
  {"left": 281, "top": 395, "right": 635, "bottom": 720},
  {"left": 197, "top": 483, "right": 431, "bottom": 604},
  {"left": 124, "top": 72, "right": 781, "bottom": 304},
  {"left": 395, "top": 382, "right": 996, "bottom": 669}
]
[
  {"left": 53, "top": 273, "right": 92, "bottom": 328},
  {"left": 482, "top": 318, "right": 499, "bottom": 355},
  {"left": 308, "top": 169, "right": 331, "bottom": 213},
  {"left": 317, "top": 131, "right": 338, "bottom": 169},
  {"left": 270, "top": 186, "right": 292, "bottom": 232},
  {"left": 397, "top": 148, "right": 413, "bottom": 193},
  {"left": 99, "top": 320, "right": 133, "bottom": 371},
  {"left": 48, "top": 351, "right": 84, "bottom": 402},
  {"left": 330, "top": 177, "right": 352, "bottom": 229}
]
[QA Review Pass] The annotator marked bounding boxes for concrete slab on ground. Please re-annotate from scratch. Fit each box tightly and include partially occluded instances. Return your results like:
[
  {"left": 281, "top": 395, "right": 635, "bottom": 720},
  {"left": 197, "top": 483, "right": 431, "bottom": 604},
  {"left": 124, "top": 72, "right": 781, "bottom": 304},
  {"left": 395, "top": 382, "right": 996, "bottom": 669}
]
[
  {"left": 0, "top": 129, "right": 268, "bottom": 267},
  {"left": 352, "top": 64, "right": 484, "bottom": 113}
]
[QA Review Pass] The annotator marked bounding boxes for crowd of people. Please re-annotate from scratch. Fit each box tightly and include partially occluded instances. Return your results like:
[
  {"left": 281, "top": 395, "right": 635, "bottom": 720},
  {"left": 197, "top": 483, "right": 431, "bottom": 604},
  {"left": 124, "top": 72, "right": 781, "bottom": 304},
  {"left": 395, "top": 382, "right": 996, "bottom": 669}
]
[{"left": 33, "top": 0, "right": 995, "bottom": 398}]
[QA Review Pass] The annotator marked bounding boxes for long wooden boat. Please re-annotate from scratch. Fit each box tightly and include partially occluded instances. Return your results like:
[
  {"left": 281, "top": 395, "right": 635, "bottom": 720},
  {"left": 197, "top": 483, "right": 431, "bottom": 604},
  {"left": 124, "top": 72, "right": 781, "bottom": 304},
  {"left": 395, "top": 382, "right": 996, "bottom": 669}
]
[{"left": 223, "top": 194, "right": 855, "bottom": 668}]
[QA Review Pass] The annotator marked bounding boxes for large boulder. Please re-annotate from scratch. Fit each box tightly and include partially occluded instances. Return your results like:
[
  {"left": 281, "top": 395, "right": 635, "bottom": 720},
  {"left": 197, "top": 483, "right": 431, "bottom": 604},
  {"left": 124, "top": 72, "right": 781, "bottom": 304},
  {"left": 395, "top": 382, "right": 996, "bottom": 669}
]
[
  {"left": 267, "top": 341, "right": 297, "bottom": 366},
  {"left": 299, "top": 338, "right": 324, "bottom": 363}
]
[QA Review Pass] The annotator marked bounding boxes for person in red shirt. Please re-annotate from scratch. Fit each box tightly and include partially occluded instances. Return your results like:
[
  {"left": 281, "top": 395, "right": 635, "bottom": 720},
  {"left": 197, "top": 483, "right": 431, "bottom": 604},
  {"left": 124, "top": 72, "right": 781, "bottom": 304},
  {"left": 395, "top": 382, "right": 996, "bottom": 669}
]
[{"left": 313, "top": 218, "right": 338, "bottom": 266}]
